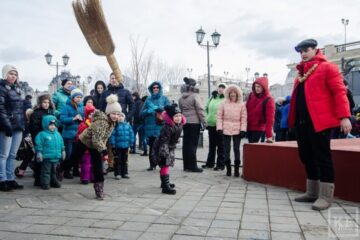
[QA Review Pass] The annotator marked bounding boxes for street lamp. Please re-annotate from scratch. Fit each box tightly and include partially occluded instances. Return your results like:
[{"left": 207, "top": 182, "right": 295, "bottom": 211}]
[
  {"left": 187, "top": 68, "right": 193, "bottom": 77},
  {"left": 224, "top": 71, "right": 229, "bottom": 83},
  {"left": 341, "top": 18, "right": 349, "bottom": 51},
  {"left": 245, "top": 67, "right": 250, "bottom": 87},
  {"left": 195, "top": 27, "right": 221, "bottom": 98},
  {"left": 44, "top": 52, "right": 70, "bottom": 90}
]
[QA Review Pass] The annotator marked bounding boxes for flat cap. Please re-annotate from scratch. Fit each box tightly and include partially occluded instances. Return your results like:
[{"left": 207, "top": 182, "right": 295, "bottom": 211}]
[{"left": 295, "top": 39, "right": 317, "bottom": 52}]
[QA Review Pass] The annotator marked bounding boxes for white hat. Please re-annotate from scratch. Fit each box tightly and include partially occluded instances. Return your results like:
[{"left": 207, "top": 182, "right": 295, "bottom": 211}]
[
  {"left": 105, "top": 94, "right": 122, "bottom": 114},
  {"left": 2, "top": 64, "right": 18, "bottom": 79}
]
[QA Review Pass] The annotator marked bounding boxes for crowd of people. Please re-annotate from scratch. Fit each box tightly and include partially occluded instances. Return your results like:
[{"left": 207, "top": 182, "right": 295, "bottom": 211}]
[{"left": 0, "top": 38, "right": 357, "bottom": 210}]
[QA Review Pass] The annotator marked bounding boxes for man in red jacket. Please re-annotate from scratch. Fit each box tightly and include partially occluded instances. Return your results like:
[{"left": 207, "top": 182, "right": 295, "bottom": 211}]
[
  {"left": 288, "top": 39, "right": 352, "bottom": 210},
  {"left": 246, "top": 77, "right": 275, "bottom": 143}
]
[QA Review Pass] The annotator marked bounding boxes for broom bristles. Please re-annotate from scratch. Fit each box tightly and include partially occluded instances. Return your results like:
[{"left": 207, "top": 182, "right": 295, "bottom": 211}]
[
  {"left": 72, "top": 0, "right": 114, "bottom": 55},
  {"left": 72, "top": 0, "right": 123, "bottom": 82}
]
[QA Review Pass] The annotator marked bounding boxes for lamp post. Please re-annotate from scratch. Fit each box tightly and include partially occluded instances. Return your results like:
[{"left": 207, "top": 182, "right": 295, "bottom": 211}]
[
  {"left": 341, "top": 18, "right": 349, "bottom": 51},
  {"left": 44, "top": 52, "right": 70, "bottom": 90},
  {"left": 195, "top": 27, "right": 221, "bottom": 98},
  {"left": 245, "top": 67, "right": 250, "bottom": 87},
  {"left": 224, "top": 71, "right": 229, "bottom": 83},
  {"left": 187, "top": 68, "right": 193, "bottom": 77},
  {"left": 87, "top": 76, "right": 93, "bottom": 95}
]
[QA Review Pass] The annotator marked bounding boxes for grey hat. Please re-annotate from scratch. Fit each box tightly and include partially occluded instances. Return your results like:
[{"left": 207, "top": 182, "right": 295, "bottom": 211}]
[{"left": 295, "top": 39, "right": 317, "bottom": 52}]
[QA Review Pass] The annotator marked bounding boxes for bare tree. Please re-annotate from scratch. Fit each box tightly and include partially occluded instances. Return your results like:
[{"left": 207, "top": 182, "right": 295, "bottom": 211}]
[{"left": 129, "top": 36, "right": 154, "bottom": 95}]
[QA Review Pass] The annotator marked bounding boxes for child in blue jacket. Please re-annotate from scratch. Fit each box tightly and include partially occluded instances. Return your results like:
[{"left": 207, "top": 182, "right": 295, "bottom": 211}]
[
  {"left": 35, "top": 115, "right": 65, "bottom": 190},
  {"left": 110, "top": 112, "right": 134, "bottom": 179}
]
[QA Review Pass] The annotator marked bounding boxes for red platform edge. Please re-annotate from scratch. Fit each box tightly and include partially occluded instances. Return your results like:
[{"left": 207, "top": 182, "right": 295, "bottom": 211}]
[{"left": 242, "top": 138, "right": 360, "bottom": 202}]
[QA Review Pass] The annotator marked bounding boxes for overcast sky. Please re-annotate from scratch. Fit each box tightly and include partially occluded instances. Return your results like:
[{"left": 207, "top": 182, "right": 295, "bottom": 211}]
[{"left": 0, "top": 0, "right": 359, "bottom": 91}]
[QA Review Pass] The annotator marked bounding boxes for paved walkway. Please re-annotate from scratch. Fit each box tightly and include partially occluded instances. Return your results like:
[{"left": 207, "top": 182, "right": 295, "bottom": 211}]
[{"left": 0, "top": 146, "right": 359, "bottom": 240}]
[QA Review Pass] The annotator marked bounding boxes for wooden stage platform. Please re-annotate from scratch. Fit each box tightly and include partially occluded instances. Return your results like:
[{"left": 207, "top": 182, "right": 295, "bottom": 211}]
[{"left": 242, "top": 138, "right": 360, "bottom": 202}]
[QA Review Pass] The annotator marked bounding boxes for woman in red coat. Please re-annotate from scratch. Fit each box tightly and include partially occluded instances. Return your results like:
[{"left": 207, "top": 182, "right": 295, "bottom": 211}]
[
  {"left": 245, "top": 77, "right": 275, "bottom": 143},
  {"left": 289, "top": 39, "right": 352, "bottom": 211}
]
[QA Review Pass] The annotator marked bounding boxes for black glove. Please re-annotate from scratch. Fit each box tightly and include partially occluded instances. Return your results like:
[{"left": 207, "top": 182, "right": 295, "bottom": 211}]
[
  {"left": 239, "top": 131, "right": 246, "bottom": 139},
  {"left": 5, "top": 128, "right": 12, "bottom": 137},
  {"left": 217, "top": 130, "right": 223, "bottom": 135}
]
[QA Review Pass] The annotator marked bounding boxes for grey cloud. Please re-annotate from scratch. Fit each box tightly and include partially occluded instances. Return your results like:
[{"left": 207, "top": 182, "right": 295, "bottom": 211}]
[
  {"left": 0, "top": 46, "right": 40, "bottom": 62},
  {"left": 237, "top": 21, "right": 303, "bottom": 59}
]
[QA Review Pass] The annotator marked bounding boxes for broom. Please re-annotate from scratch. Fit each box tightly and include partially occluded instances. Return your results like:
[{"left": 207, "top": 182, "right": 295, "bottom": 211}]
[{"left": 72, "top": 0, "right": 123, "bottom": 83}]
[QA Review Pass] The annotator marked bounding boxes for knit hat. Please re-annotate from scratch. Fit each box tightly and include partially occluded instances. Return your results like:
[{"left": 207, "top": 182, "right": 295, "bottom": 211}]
[
  {"left": 49, "top": 119, "right": 57, "bottom": 126},
  {"left": 165, "top": 104, "right": 181, "bottom": 119},
  {"left": 183, "top": 77, "right": 197, "bottom": 86},
  {"left": 83, "top": 95, "right": 95, "bottom": 106},
  {"left": 71, "top": 88, "right": 83, "bottom": 99},
  {"left": 61, "top": 78, "right": 72, "bottom": 86},
  {"left": 105, "top": 94, "right": 122, "bottom": 114},
  {"left": 218, "top": 83, "right": 226, "bottom": 89},
  {"left": 2, "top": 64, "right": 18, "bottom": 80}
]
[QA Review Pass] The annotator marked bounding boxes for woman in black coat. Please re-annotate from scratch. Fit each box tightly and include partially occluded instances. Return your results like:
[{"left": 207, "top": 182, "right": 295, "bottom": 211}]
[
  {"left": 0, "top": 65, "right": 25, "bottom": 191},
  {"left": 92, "top": 80, "right": 106, "bottom": 109}
]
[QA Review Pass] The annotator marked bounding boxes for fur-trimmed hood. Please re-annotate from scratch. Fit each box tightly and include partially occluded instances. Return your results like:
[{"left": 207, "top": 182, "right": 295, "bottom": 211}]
[
  {"left": 224, "top": 84, "right": 243, "bottom": 103},
  {"left": 34, "top": 94, "right": 55, "bottom": 110}
]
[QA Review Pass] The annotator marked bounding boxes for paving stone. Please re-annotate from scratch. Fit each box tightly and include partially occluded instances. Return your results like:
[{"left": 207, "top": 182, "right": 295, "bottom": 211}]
[
  {"left": 206, "top": 228, "right": 238, "bottom": 238},
  {"left": 172, "top": 235, "right": 205, "bottom": 240},
  {"left": 241, "top": 221, "right": 270, "bottom": 231},
  {"left": 210, "top": 219, "right": 240, "bottom": 229},
  {"left": 20, "top": 224, "right": 58, "bottom": 234},
  {"left": 119, "top": 221, "right": 151, "bottom": 231},
  {"left": 271, "top": 223, "right": 301, "bottom": 233},
  {"left": 242, "top": 214, "right": 269, "bottom": 223},
  {"left": 183, "top": 218, "right": 213, "bottom": 228},
  {"left": 0, "top": 222, "right": 31, "bottom": 232},
  {"left": 138, "top": 232, "right": 173, "bottom": 240},
  {"left": 146, "top": 224, "right": 179, "bottom": 234},
  {"left": 271, "top": 231, "right": 303, "bottom": 240},
  {"left": 50, "top": 226, "right": 87, "bottom": 237},
  {"left": 176, "top": 226, "right": 208, "bottom": 236},
  {"left": 238, "top": 229, "right": 270, "bottom": 240},
  {"left": 91, "top": 220, "right": 124, "bottom": 229},
  {"left": 106, "top": 230, "right": 143, "bottom": 240},
  {"left": 270, "top": 216, "right": 298, "bottom": 224},
  {"left": 215, "top": 213, "right": 242, "bottom": 221}
]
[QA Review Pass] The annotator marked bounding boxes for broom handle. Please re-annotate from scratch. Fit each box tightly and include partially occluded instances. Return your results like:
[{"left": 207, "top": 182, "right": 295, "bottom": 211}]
[{"left": 106, "top": 54, "right": 123, "bottom": 83}]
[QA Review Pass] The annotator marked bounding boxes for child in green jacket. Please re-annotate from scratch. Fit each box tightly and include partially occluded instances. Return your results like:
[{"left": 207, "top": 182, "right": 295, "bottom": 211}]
[{"left": 35, "top": 115, "right": 65, "bottom": 190}]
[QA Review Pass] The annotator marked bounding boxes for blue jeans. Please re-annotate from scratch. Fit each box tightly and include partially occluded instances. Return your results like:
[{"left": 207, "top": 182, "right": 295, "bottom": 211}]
[
  {"left": 64, "top": 139, "right": 75, "bottom": 162},
  {"left": 0, "top": 131, "right": 23, "bottom": 181},
  {"left": 139, "top": 125, "right": 147, "bottom": 152}
]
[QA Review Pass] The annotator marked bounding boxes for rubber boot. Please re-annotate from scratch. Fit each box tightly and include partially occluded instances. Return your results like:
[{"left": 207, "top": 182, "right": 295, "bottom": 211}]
[
  {"left": 94, "top": 182, "right": 104, "bottom": 200},
  {"left": 226, "top": 165, "right": 231, "bottom": 176},
  {"left": 161, "top": 175, "right": 176, "bottom": 195},
  {"left": 234, "top": 165, "right": 240, "bottom": 177},
  {"left": 160, "top": 175, "right": 175, "bottom": 188},
  {"left": 312, "top": 182, "right": 335, "bottom": 211},
  {"left": 294, "top": 179, "right": 319, "bottom": 202}
]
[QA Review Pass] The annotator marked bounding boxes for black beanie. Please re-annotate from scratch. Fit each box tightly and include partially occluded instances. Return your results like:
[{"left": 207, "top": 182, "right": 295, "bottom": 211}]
[
  {"left": 61, "top": 78, "right": 71, "bottom": 87},
  {"left": 165, "top": 104, "right": 181, "bottom": 119},
  {"left": 183, "top": 77, "right": 197, "bottom": 86}
]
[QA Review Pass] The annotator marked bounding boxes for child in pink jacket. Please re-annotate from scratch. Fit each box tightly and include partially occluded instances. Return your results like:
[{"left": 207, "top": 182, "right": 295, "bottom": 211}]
[{"left": 217, "top": 84, "right": 247, "bottom": 177}]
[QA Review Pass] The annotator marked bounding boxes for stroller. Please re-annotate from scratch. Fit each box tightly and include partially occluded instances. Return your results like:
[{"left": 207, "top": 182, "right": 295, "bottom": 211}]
[{"left": 14, "top": 134, "right": 35, "bottom": 178}]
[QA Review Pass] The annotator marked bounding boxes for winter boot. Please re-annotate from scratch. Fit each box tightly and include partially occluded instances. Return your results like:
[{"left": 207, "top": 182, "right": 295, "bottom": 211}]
[
  {"left": 161, "top": 175, "right": 176, "bottom": 195},
  {"left": 6, "top": 180, "right": 24, "bottom": 190},
  {"left": 121, "top": 164, "right": 130, "bottom": 179},
  {"left": 94, "top": 182, "right": 105, "bottom": 200},
  {"left": 0, "top": 181, "right": 12, "bottom": 192},
  {"left": 234, "top": 165, "right": 240, "bottom": 177},
  {"left": 226, "top": 165, "right": 231, "bottom": 176},
  {"left": 312, "top": 182, "right": 335, "bottom": 211},
  {"left": 160, "top": 175, "right": 175, "bottom": 188},
  {"left": 294, "top": 179, "right": 319, "bottom": 202}
]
